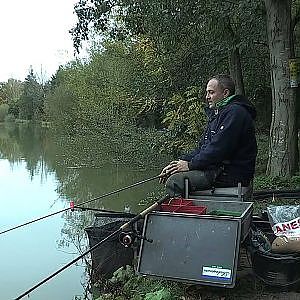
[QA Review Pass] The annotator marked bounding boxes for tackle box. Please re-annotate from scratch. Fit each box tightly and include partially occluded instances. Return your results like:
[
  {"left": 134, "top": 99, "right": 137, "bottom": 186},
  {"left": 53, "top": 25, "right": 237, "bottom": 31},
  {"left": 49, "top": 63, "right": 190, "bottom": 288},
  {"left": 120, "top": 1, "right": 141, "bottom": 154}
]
[
  {"left": 192, "top": 199, "right": 253, "bottom": 242},
  {"left": 137, "top": 199, "right": 253, "bottom": 288}
]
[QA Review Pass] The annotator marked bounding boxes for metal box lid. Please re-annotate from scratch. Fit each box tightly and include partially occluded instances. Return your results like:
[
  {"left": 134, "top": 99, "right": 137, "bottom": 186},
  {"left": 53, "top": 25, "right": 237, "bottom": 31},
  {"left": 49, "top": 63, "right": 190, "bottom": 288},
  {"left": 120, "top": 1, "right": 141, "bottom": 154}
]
[{"left": 137, "top": 211, "right": 243, "bottom": 288}]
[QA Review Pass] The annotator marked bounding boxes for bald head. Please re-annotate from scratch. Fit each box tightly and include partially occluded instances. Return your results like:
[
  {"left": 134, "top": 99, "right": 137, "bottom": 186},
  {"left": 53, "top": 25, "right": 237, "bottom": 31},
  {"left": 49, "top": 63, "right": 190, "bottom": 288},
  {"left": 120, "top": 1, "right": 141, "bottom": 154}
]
[
  {"left": 206, "top": 75, "right": 235, "bottom": 108},
  {"left": 210, "top": 74, "right": 235, "bottom": 96}
]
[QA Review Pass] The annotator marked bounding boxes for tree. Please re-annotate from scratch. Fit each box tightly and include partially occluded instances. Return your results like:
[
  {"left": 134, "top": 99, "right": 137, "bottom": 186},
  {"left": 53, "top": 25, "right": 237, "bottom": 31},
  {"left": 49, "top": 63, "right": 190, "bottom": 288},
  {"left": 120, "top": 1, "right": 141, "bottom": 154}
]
[
  {"left": 19, "top": 68, "right": 44, "bottom": 120},
  {"left": 71, "top": 0, "right": 266, "bottom": 92},
  {"left": 4, "top": 78, "right": 24, "bottom": 118},
  {"left": 0, "top": 103, "right": 9, "bottom": 121},
  {"left": 70, "top": 0, "right": 269, "bottom": 144},
  {"left": 264, "top": 0, "right": 299, "bottom": 176}
]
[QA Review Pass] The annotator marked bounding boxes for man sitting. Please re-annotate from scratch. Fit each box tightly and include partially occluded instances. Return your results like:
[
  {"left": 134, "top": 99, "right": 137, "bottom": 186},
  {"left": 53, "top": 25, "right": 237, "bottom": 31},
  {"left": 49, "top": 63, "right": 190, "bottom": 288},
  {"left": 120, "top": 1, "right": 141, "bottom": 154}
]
[{"left": 159, "top": 74, "right": 257, "bottom": 197}]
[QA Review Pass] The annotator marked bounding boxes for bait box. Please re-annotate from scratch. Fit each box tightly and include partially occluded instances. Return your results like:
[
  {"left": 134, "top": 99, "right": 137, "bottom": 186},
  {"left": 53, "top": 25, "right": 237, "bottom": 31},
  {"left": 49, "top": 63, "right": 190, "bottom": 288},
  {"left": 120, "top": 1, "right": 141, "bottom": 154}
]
[
  {"left": 160, "top": 198, "right": 207, "bottom": 215},
  {"left": 137, "top": 200, "right": 253, "bottom": 288}
]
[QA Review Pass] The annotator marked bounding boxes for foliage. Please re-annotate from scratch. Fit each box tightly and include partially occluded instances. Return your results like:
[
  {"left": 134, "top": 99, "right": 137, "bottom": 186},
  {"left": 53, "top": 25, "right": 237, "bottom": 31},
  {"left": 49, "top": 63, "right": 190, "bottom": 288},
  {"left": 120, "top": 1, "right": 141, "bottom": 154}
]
[
  {"left": 161, "top": 86, "right": 206, "bottom": 156},
  {"left": 127, "top": 38, "right": 171, "bottom": 128},
  {"left": 94, "top": 266, "right": 184, "bottom": 300},
  {"left": 253, "top": 175, "right": 300, "bottom": 190},
  {"left": 0, "top": 104, "right": 9, "bottom": 122},
  {"left": 144, "top": 289, "right": 172, "bottom": 300},
  {"left": 0, "top": 79, "right": 23, "bottom": 118},
  {"left": 45, "top": 84, "right": 80, "bottom": 134},
  {"left": 68, "top": 0, "right": 272, "bottom": 157},
  {"left": 46, "top": 42, "right": 137, "bottom": 134},
  {"left": 45, "top": 38, "right": 205, "bottom": 156},
  {"left": 4, "top": 114, "right": 16, "bottom": 122},
  {"left": 18, "top": 69, "right": 45, "bottom": 120},
  {"left": 4, "top": 0, "right": 298, "bottom": 177},
  {"left": 71, "top": 0, "right": 267, "bottom": 95},
  {"left": 0, "top": 122, "right": 168, "bottom": 221},
  {"left": 0, "top": 79, "right": 23, "bottom": 102}
]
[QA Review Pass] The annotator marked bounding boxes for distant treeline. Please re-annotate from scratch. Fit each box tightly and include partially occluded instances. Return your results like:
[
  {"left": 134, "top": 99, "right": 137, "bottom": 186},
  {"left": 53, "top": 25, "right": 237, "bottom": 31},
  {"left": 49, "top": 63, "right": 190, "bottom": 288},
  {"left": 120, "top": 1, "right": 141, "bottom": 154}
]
[{"left": 1, "top": 1, "right": 300, "bottom": 177}]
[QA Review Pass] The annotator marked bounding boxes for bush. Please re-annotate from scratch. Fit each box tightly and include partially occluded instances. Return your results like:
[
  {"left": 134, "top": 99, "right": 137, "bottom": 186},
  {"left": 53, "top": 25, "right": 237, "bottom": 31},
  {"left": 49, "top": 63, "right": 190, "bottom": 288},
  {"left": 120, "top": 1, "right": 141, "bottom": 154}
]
[
  {"left": 93, "top": 266, "right": 184, "bottom": 300},
  {"left": 4, "top": 113, "right": 16, "bottom": 122},
  {"left": 253, "top": 175, "right": 300, "bottom": 190},
  {"left": 0, "top": 104, "right": 9, "bottom": 122}
]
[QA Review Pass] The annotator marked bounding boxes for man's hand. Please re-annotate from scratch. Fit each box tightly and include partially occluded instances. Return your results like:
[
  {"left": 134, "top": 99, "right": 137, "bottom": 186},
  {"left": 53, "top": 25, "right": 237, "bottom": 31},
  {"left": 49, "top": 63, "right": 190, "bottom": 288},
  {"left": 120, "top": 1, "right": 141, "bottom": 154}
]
[
  {"left": 159, "top": 160, "right": 178, "bottom": 184},
  {"left": 159, "top": 160, "right": 189, "bottom": 184},
  {"left": 176, "top": 160, "right": 189, "bottom": 172}
]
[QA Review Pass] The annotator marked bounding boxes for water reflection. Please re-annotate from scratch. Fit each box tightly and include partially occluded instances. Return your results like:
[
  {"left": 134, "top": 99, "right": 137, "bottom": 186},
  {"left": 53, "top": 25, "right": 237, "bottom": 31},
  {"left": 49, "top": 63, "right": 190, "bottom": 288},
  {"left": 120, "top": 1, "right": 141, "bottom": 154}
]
[
  {"left": 0, "top": 123, "right": 165, "bottom": 299},
  {"left": 4, "top": 123, "right": 162, "bottom": 207},
  {"left": 0, "top": 159, "right": 85, "bottom": 300}
]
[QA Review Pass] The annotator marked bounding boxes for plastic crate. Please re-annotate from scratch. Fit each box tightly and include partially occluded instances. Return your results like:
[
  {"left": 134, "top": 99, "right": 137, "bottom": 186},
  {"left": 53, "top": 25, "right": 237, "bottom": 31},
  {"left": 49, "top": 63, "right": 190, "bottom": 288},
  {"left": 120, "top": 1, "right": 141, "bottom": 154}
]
[{"left": 160, "top": 198, "right": 206, "bottom": 215}]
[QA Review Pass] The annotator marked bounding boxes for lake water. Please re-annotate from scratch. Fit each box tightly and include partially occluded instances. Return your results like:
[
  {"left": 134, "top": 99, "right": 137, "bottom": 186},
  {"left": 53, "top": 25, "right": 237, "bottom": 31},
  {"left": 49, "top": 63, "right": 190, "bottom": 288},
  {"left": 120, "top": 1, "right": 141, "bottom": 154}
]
[{"left": 0, "top": 123, "right": 163, "bottom": 300}]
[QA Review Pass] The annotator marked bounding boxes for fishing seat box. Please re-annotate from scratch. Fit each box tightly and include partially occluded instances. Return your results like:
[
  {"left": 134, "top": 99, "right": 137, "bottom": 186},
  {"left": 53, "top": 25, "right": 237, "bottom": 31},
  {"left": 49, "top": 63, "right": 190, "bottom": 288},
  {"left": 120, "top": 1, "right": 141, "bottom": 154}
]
[
  {"left": 137, "top": 199, "right": 253, "bottom": 288},
  {"left": 184, "top": 179, "right": 253, "bottom": 202}
]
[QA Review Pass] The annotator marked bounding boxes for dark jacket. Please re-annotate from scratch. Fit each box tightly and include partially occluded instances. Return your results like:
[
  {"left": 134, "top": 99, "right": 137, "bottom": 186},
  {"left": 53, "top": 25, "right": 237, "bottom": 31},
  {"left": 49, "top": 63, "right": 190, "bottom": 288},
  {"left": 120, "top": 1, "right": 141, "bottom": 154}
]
[{"left": 180, "top": 95, "right": 257, "bottom": 184}]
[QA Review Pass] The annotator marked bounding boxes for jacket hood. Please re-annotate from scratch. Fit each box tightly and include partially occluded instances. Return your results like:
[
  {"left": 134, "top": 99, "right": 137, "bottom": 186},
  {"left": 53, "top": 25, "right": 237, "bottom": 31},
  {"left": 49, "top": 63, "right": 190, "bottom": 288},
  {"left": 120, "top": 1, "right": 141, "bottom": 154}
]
[
  {"left": 204, "top": 94, "right": 256, "bottom": 120},
  {"left": 231, "top": 95, "right": 256, "bottom": 120}
]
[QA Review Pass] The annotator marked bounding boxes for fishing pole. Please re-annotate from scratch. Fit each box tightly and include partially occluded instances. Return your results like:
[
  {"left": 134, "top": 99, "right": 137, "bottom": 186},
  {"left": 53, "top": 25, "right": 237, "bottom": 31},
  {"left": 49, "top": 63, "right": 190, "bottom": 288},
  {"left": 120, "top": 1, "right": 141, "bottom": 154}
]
[
  {"left": 0, "top": 208, "right": 69, "bottom": 236},
  {"left": 14, "top": 195, "right": 170, "bottom": 300},
  {"left": 73, "top": 205, "right": 135, "bottom": 215},
  {"left": 0, "top": 206, "right": 133, "bottom": 236},
  {"left": 0, "top": 174, "right": 162, "bottom": 236}
]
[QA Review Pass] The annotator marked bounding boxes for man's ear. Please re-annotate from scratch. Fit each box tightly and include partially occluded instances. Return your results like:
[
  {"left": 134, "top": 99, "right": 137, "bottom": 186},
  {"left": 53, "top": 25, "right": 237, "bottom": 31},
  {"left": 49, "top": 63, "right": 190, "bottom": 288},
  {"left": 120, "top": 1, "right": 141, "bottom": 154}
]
[{"left": 223, "top": 89, "right": 230, "bottom": 98}]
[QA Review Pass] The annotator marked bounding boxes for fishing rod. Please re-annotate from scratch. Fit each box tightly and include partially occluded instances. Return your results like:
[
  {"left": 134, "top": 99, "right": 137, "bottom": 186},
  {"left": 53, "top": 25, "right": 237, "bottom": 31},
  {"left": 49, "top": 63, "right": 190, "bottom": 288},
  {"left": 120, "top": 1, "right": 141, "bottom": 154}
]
[
  {"left": 0, "top": 174, "right": 162, "bottom": 236},
  {"left": 14, "top": 195, "right": 170, "bottom": 300},
  {"left": 73, "top": 205, "right": 135, "bottom": 215},
  {"left": 0, "top": 206, "right": 132, "bottom": 236}
]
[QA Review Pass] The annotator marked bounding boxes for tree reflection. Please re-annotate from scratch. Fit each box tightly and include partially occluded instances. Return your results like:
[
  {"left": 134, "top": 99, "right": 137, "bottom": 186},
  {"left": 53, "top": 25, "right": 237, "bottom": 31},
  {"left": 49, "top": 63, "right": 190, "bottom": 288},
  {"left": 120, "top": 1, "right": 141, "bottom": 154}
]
[
  {"left": 0, "top": 123, "right": 165, "bottom": 211},
  {"left": 0, "top": 123, "right": 166, "bottom": 299}
]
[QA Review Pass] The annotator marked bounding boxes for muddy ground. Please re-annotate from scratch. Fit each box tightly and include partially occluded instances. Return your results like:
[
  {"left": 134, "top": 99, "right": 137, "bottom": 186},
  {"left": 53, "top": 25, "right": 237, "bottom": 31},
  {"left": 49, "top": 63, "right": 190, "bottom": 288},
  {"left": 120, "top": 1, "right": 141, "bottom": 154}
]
[
  {"left": 185, "top": 248, "right": 300, "bottom": 300},
  {"left": 185, "top": 273, "right": 300, "bottom": 300}
]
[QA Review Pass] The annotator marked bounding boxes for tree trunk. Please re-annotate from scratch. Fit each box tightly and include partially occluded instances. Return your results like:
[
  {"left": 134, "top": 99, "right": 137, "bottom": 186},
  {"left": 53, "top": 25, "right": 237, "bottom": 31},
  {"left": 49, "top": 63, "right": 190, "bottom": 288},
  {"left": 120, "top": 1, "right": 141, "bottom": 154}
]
[
  {"left": 229, "top": 47, "right": 245, "bottom": 95},
  {"left": 264, "top": 0, "right": 298, "bottom": 176}
]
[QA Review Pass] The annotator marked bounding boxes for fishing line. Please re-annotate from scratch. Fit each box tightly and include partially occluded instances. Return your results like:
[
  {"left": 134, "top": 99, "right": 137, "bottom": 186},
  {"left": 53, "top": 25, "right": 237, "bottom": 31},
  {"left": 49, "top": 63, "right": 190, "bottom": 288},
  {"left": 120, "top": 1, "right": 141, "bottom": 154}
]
[
  {"left": 0, "top": 174, "right": 162, "bottom": 236},
  {"left": 14, "top": 195, "right": 169, "bottom": 300}
]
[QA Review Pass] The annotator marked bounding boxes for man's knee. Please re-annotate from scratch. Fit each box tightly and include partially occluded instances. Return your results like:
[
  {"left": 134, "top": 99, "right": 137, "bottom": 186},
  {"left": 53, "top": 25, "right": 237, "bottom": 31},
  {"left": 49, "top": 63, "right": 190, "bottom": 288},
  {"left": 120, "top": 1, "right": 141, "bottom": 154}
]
[{"left": 166, "top": 173, "right": 185, "bottom": 197}]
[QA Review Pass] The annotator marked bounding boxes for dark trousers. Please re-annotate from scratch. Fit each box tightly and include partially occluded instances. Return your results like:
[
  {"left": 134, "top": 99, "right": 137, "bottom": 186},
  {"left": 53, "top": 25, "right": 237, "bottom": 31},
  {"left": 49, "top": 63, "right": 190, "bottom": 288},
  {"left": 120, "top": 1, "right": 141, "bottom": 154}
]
[{"left": 165, "top": 170, "right": 218, "bottom": 197}]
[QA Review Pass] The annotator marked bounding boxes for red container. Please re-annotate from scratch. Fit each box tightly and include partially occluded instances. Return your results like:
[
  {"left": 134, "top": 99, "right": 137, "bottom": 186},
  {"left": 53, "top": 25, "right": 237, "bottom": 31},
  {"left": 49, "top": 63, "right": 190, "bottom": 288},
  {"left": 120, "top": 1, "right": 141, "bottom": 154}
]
[{"left": 160, "top": 198, "right": 206, "bottom": 215}]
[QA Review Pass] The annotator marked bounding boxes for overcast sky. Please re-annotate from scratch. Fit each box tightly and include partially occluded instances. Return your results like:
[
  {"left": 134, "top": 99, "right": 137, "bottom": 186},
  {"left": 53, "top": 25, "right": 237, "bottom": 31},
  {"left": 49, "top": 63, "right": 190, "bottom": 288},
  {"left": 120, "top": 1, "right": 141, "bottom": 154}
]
[{"left": 0, "top": 0, "right": 82, "bottom": 82}]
